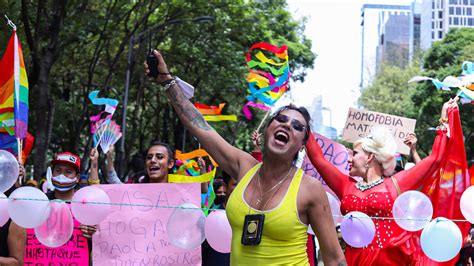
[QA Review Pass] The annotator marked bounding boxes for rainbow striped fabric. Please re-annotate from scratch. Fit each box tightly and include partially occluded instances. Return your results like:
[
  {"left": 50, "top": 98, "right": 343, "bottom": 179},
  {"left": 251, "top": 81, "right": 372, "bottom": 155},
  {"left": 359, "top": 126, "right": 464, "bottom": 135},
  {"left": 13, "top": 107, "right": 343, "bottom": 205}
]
[{"left": 0, "top": 30, "right": 29, "bottom": 139}]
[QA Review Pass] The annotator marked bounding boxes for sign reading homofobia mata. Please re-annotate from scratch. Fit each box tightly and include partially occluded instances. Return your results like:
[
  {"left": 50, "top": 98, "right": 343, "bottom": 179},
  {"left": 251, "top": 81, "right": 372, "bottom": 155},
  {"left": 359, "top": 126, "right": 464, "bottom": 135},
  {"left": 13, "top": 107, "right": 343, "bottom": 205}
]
[{"left": 342, "top": 107, "right": 416, "bottom": 155}]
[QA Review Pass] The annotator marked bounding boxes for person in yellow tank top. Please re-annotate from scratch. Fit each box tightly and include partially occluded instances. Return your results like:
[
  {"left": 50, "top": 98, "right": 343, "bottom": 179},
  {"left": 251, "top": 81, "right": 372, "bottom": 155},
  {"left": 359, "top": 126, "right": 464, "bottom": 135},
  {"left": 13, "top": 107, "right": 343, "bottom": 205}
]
[{"left": 145, "top": 50, "right": 346, "bottom": 266}]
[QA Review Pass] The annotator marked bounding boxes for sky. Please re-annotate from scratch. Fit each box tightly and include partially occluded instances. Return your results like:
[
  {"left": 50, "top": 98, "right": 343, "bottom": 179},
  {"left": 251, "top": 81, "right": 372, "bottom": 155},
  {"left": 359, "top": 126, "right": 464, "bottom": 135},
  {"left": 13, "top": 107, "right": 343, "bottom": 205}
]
[{"left": 286, "top": 0, "right": 413, "bottom": 135}]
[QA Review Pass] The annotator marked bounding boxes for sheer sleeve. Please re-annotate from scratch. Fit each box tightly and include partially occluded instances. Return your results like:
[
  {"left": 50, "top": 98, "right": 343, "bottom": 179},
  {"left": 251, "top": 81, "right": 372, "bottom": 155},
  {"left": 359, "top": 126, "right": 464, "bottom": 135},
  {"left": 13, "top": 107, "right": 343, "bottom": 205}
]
[
  {"left": 251, "top": 151, "right": 262, "bottom": 162},
  {"left": 394, "top": 126, "right": 449, "bottom": 192},
  {"left": 107, "top": 169, "right": 123, "bottom": 184},
  {"left": 305, "top": 133, "right": 350, "bottom": 199}
]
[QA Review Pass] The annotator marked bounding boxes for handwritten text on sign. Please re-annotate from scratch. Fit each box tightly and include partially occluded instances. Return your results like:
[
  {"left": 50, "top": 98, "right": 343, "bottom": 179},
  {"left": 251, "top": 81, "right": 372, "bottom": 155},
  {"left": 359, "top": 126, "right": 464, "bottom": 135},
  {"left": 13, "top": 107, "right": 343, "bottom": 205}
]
[
  {"left": 24, "top": 219, "right": 89, "bottom": 266},
  {"left": 93, "top": 183, "right": 201, "bottom": 266},
  {"left": 342, "top": 107, "right": 416, "bottom": 155},
  {"left": 301, "top": 133, "right": 355, "bottom": 196}
]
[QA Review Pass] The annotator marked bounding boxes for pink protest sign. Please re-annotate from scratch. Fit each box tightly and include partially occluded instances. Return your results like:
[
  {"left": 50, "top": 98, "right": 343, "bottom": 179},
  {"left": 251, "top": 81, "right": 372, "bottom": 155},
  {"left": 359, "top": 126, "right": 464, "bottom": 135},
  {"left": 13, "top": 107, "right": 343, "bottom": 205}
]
[
  {"left": 93, "top": 183, "right": 202, "bottom": 265},
  {"left": 24, "top": 219, "right": 89, "bottom": 266},
  {"left": 301, "top": 132, "right": 359, "bottom": 196}
]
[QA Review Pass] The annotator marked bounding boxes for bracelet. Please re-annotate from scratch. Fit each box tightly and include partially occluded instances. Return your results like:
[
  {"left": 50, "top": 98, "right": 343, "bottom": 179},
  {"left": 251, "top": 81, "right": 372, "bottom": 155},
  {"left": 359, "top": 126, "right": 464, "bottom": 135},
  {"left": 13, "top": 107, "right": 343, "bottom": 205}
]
[
  {"left": 88, "top": 178, "right": 100, "bottom": 185},
  {"left": 160, "top": 77, "right": 175, "bottom": 86},
  {"left": 438, "top": 117, "right": 448, "bottom": 125},
  {"left": 163, "top": 78, "right": 177, "bottom": 92}
]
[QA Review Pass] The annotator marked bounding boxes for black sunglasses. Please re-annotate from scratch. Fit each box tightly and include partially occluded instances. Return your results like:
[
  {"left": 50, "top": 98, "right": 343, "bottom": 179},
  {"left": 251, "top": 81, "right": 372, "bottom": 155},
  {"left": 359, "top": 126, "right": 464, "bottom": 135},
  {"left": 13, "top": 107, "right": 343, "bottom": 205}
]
[{"left": 274, "top": 114, "right": 307, "bottom": 132}]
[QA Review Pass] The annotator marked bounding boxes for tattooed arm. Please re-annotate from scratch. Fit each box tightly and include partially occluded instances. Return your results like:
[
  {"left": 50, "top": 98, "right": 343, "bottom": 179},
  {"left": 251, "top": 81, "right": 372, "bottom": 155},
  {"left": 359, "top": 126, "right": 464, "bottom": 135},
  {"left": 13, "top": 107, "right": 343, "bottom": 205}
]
[{"left": 145, "top": 50, "right": 256, "bottom": 180}]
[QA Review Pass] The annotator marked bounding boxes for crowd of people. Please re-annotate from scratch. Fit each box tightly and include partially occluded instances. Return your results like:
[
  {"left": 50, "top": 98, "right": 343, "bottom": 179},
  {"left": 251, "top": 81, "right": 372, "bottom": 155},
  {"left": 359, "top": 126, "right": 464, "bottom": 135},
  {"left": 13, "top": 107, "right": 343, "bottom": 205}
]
[{"left": 0, "top": 49, "right": 472, "bottom": 266}]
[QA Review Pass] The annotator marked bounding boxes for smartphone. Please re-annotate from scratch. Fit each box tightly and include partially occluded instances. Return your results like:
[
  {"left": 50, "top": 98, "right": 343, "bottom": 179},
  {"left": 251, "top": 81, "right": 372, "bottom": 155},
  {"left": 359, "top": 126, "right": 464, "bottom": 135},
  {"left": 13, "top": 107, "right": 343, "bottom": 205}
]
[
  {"left": 241, "top": 214, "right": 265, "bottom": 245},
  {"left": 146, "top": 50, "right": 158, "bottom": 78}
]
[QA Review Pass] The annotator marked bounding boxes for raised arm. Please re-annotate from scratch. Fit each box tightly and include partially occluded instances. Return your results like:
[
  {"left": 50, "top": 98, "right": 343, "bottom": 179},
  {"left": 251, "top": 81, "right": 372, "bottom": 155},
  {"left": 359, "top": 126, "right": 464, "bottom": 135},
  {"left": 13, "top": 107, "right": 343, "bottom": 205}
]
[
  {"left": 305, "top": 132, "right": 349, "bottom": 199},
  {"left": 395, "top": 99, "right": 456, "bottom": 192},
  {"left": 87, "top": 148, "right": 101, "bottom": 185},
  {"left": 105, "top": 146, "right": 123, "bottom": 184},
  {"left": 404, "top": 133, "right": 422, "bottom": 164},
  {"left": 145, "top": 50, "right": 256, "bottom": 180}
]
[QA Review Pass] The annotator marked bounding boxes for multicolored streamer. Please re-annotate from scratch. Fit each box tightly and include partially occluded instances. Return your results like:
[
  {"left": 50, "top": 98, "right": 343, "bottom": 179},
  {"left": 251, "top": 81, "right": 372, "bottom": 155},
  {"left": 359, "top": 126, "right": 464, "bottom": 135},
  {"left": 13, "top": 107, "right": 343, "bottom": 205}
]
[
  {"left": 242, "top": 101, "right": 270, "bottom": 120},
  {"left": 243, "top": 42, "right": 290, "bottom": 119},
  {"left": 195, "top": 102, "right": 238, "bottom": 122},
  {"left": 89, "top": 90, "right": 118, "bottom": 135},
  {"left": 170, "top": 149, "right": 218, "bottom": 215},
  {"left": 409, "top": 61, "right": 474, "bottom": 104},
  {"left": 203, "top": 115, "right": 238, "bottom": 122},
  {"left": 194, "top": 103, "right": 225, "bottom": 115}
]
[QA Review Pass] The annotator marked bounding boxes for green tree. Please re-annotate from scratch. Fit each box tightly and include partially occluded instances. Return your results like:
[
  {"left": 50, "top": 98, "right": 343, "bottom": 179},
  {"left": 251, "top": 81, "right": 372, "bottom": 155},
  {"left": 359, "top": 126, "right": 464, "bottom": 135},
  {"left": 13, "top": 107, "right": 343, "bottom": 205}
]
[
  {"left": 359, "top": 28, "right": 474, "bottom": 159},
  {"left": 410, "top": 28, "right": 474, "bottom": 159},
  {"left": 0, "top": 0, "right": 315, "bottom": 178},
  {"left": 359, "top": 62, "right": 422, "bottom": 117}
]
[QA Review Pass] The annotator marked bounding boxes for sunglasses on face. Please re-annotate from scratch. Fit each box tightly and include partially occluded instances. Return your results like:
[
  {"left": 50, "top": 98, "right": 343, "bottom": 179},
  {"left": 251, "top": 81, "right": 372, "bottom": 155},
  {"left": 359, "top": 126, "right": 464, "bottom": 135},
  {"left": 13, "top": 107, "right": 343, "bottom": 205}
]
[{"left": 274, "top": 114, "right": 307, "bottom": 132}]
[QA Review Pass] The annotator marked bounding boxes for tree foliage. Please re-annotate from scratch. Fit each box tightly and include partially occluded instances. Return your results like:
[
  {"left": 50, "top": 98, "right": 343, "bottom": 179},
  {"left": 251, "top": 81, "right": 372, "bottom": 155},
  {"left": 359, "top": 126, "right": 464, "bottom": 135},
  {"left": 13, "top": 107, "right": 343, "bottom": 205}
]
[
  {"left": 360, "top": 28, "right": 474, "bottom": 159},
  {"left": 0, "top": 0, "right": 315, "bottom": 178}
]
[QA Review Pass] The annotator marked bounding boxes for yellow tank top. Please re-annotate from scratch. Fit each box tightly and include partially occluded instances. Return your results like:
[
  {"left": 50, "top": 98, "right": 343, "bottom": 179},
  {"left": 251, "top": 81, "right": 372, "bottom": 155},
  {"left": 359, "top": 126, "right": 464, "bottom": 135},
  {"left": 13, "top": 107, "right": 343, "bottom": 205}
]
[{"left": 226, "top": 163, "right": 309, "bottom": 265}]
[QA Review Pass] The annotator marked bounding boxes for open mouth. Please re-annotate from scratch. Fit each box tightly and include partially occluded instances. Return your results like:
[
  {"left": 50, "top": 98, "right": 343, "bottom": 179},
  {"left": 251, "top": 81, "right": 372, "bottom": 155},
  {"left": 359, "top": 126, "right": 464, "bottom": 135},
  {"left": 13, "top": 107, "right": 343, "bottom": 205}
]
[
  {"left": 148, "top": 166, "right": 160, "bottom": 175},
  {"left": 274, "top": 130, "right": 289, "bottom": 145}
]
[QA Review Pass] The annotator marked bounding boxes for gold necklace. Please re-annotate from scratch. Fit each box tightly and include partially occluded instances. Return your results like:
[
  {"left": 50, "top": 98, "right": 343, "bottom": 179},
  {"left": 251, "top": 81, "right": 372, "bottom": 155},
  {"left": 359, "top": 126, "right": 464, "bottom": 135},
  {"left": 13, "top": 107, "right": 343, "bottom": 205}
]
[{"left": 255, "top": 166, "right": 293, "bottom": 209}]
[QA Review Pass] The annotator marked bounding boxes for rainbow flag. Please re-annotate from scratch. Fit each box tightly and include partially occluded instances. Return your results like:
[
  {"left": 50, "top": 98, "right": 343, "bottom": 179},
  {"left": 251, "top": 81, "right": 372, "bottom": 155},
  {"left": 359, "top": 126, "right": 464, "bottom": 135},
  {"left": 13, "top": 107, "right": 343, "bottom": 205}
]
[{"left": 0, "top": 30, "right": 29, "bottom": 139}]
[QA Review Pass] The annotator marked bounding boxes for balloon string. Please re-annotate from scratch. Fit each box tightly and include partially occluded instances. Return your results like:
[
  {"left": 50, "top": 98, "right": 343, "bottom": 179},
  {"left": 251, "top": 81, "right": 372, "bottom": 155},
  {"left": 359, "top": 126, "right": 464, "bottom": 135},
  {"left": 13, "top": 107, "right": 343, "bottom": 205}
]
[
  {"left": 331, "top": 214, "right": 469, "bottom": 223},
  {"left": 1, "top": 197, "right": 470, "bottom": 223}
]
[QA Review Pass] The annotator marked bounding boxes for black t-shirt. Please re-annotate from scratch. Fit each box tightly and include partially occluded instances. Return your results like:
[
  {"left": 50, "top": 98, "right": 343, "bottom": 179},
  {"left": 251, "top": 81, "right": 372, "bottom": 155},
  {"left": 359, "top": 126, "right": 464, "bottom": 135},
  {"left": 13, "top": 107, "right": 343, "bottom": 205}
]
[
  {"left": 0, "top": 185, "right": 17, "bottom": 257},
  {"left": 0, "top": 219, "right": 11, "bottom": 257}
]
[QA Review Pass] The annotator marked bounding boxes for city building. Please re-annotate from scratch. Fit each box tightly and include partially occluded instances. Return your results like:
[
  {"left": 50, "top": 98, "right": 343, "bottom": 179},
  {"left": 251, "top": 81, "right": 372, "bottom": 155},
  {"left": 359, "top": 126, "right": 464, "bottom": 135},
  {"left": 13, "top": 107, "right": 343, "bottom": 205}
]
[
  {"left": 308, "top": 95, "right": 337, "bottom": 140},
  {"left": 421, "top": 0, "right": 474, "bottom": 49},
  {"left": 360, "top": 3, "right": 421, "bottom": 88}
]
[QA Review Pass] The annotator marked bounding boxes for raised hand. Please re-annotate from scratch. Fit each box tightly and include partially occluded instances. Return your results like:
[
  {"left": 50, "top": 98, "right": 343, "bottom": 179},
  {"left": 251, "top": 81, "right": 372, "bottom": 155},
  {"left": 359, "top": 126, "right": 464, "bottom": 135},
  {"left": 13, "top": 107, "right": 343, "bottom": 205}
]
[
  {"left": 251, "top": 130, "right": 262, "bottom": 152},
  {"left": 143, "top": 50, "right": 173, "bottom": 84}
]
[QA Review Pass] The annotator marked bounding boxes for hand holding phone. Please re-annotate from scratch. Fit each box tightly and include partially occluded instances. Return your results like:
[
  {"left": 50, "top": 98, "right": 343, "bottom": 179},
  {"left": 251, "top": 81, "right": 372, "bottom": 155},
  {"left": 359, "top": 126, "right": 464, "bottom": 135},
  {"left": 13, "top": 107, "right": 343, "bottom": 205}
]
[{"left": 146, "top": 50, "right": 158, "bottom": 78}]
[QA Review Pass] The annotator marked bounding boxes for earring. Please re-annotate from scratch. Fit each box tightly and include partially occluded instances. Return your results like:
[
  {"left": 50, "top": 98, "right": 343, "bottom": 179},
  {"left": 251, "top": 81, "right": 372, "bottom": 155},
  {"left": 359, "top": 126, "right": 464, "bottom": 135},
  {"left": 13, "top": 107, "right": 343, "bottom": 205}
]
[{"left": 365, "top": 162, "right": 369, "bottom": 169}]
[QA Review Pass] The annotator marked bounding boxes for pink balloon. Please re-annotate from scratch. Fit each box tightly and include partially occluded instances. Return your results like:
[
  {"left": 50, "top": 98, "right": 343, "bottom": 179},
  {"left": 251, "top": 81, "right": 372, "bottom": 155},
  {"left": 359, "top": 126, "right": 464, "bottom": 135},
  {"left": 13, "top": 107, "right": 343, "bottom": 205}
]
[
  {"left": 460, "top": 186, "right": 474, "bottom": 223},
  {"left": 326, "top": 192, "right": 343, "bottom": 225},
  {"left": 34, "top": 202, "right": 73, "bottom": 247},
  {"left": 8, "top": 187, "right": 51, "bottom": 228},
  {"left": 71, "top": 186, "right": 110, "bottom": 225},
  {"left": 393, "top": 190, "right": 433, "bottom": 231},
  {"left": 0, "top": 193, "right": 9, "bottom": 226},
  {"left": 340, "top": 211, "right": 375, "bottom": 248},
  {"left": 205, "top": 210, "right": 232, "bottom": 253}
]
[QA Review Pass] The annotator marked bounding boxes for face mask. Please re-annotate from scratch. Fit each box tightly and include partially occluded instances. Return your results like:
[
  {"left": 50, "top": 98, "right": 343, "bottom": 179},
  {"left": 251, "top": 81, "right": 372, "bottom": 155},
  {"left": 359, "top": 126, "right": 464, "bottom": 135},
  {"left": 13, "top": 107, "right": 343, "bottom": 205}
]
[
  {"left": 214, "top": 195, "right": 226, "bottom": 206},
  {"left": 51, "top": 174, "right": 77, "bottom": 192}
]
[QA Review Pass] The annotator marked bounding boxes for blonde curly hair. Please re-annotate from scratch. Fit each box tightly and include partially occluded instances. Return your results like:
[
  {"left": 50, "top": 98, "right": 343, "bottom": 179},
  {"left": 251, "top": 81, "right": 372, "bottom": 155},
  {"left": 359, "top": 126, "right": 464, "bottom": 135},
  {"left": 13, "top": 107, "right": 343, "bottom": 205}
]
[{"left": 354, "top": 126, "right": 397, "bottom": 176}]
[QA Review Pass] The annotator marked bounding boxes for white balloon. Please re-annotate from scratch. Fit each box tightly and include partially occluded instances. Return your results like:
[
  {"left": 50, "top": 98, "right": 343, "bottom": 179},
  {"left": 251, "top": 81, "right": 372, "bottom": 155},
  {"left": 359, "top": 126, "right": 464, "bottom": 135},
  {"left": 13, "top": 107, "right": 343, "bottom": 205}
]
[
  {"left": 420, "top": 217, "right": 462, "bottom": 262},
  {"left": 0, "top": 150, "right": 19, "bottom": 193},
  {"left": 8, "top": 187, "right": 51, "bottom": 228},
  {"left": 167, "top": 203, "right": 206, "bottom": 250},
  {"left": 460, "top": 186, "right": 474, "bottom": 223},
  {"left": 0, "top": 193, "right": 9, "bottom": 226}
]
